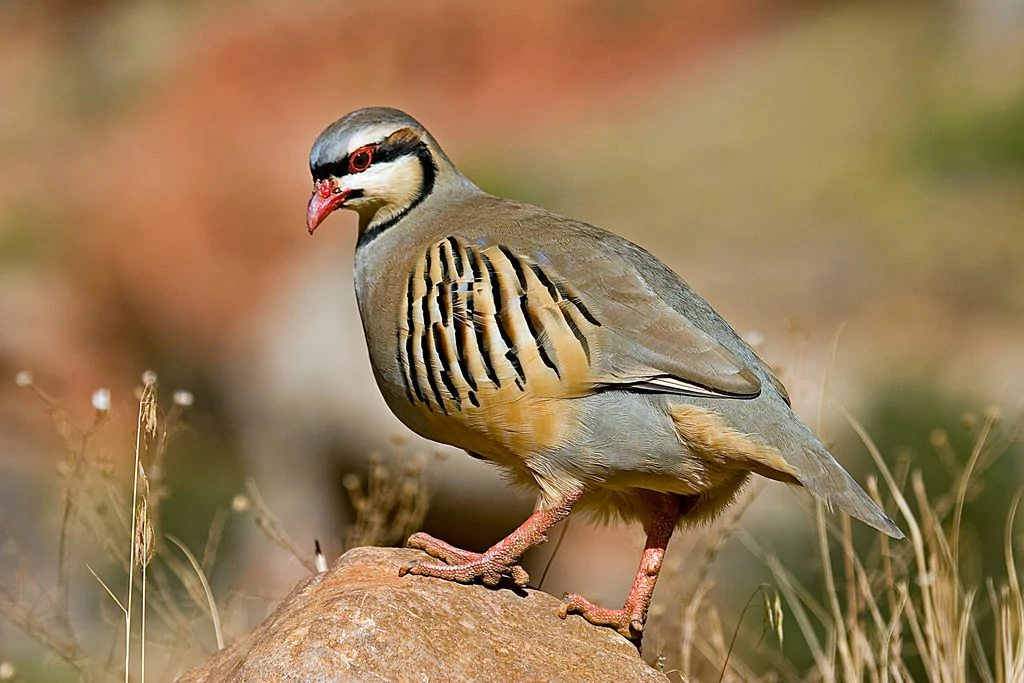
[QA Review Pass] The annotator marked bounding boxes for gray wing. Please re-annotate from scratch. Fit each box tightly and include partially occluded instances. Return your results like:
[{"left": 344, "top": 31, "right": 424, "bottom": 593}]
[{"left": 466, "top": 208, "right": 771, "bottom": 401}]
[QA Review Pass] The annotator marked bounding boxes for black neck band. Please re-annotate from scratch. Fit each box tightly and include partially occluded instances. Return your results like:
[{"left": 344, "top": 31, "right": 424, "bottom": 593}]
[{"left": 356, "top": 142, "right": 437, "bottom": 250}]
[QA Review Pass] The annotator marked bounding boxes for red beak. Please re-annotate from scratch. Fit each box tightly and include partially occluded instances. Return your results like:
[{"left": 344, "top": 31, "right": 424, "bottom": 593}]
[{"left": 306, "top": 180, "right": 350, "bottom": 234}]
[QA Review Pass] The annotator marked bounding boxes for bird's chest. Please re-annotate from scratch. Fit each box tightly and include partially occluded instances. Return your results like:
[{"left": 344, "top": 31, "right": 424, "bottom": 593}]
[{"left": 355, "top": 235, "right": 594, "bottom": 462}]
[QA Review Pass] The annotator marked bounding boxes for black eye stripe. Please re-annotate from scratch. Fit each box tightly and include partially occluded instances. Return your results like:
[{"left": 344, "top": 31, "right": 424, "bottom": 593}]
[
  {"left": 310, "top": 134, "right": 425, "bottom": 180},
  {"left": 310, "top": 159, "right": 347, "bottom": 181}
]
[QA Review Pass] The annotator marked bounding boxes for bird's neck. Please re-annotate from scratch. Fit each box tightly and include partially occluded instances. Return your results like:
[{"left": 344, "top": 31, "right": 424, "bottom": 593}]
[{"left": 355, "top": 166, "right": 480, "bottom": 251}]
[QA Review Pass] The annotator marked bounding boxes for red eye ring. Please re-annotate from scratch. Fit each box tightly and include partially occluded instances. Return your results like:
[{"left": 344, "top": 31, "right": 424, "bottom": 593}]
[{"left": 348, "top": 145, "right": 375, "bottom": 173}]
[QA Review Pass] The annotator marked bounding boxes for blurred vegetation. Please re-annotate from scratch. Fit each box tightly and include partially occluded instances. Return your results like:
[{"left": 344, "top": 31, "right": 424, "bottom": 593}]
[
  {"left": 0, "top": 376, "right": 435, "bottom": 682},
  {"left": 917, "top": 94, "right": 1024, "bottom": 177}
]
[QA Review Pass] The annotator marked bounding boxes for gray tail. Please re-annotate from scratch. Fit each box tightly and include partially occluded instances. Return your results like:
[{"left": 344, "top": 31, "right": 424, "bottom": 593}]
[
  {"left": 773, "top": 422, "right": 905, "bottom": 539},
  {"left": 797, "top": 443, "right": 904, "bottom": 539}
]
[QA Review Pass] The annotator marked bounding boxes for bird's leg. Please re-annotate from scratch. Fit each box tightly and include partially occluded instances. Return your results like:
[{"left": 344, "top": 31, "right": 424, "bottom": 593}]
[
  {"left": 400, "top": 488, "right": 583, "bottom": 588},
  {"left": 559, "top": 494, "right": 681, "bottom": 641}
]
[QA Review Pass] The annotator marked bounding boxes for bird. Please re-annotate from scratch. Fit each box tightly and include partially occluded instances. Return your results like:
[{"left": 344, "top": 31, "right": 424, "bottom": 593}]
[{"left": 304, "top": 107, "right": 904, "bottom": 642}]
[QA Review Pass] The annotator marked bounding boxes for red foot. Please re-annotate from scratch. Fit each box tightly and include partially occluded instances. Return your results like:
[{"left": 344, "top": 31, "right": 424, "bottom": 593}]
[
  {"left": 399, "top": 490, "right": 584, "bottom": 590},
  {"left": 559, "top": 593, "right": 645, "bottom": 640},
  {"left": 400, "top": 532, "right": 530, "bottom": 587}
]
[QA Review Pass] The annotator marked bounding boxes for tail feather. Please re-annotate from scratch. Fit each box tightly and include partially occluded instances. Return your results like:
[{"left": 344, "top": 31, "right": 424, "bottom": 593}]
[
  {"left": 669, "top": 400, "right": 904, "bottom": 538},
  {"left": 789, "top": 441, "right": 905, "bottom": 539}
]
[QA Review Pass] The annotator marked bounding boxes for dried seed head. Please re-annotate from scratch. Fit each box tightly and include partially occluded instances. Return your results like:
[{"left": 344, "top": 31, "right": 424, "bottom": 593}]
[
  {"left": 962, "top": 412, "right": 978, "bottom": 431},
  {"left": 0, "top": 661, "right": 16, "bottom": 680},
  {"left": 14, "top": 371, "right": 33, "bottom": 387},
  {"left": 929, "top": 428, "right": 948, "bottom": 448},
  {"left": 231, "top": 494, "right": 252, "bottom": 513},
  {"left": 173, "top": 390, "right": 194, "bottom": 407},
  {"left": 341, "top": 474, "right": 361, "bottom": 491},
  {"left": 139, "top": 382, "right": 158, "bottom": 442},
  {"left": 134, "top": 497, "right": 156, "bottom": 569},
  {"left": 92, "top": 388, "right": 111, "bottom": 413},
  {"left": 984, "top": 405, "right": 1002, "bottom": 424},
  {"left": 141, "top": 370, "right": 158, "bottom": 386}
]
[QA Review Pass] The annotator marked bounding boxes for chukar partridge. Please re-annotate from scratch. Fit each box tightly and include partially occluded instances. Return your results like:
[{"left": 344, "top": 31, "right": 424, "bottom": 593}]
[{"left": 305, "top": 107, "right": 903, "bottom": 642}]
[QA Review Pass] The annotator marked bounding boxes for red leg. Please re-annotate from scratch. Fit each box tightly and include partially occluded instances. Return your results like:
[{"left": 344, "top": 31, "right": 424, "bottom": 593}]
[
  {"left": 559, "top": 494, "right": 681, "bottom": 640},
  {"left": 401, "top": 488, "right": 583, "bottom": 587}
]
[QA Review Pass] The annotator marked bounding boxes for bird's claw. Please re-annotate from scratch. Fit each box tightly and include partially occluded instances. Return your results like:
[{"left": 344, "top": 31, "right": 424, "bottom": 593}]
[
  {"left": 405, "top": 532, "right": 481, "bottom": 565},
  {"left": 559, "top": 593, "right": 645, "bottom": 641},
  {"left": 400, "top": 533, "right": 530, "bottom": 587}
]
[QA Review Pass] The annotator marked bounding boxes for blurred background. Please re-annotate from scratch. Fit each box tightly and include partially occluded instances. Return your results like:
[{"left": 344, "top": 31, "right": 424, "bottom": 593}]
[{"left": 1, "top": 0, "right": 1023, "bottom": 679}]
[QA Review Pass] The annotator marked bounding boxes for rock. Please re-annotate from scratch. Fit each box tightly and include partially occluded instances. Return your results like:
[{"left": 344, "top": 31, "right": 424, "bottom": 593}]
[{"left": 178, "top": 546, "right": 667, "bottom": 683}]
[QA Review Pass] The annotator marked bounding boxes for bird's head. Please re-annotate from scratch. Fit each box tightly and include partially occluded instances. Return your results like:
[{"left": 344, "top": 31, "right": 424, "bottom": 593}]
[{"left": 306, "top": 107, "right": 449, "bottom": 236}]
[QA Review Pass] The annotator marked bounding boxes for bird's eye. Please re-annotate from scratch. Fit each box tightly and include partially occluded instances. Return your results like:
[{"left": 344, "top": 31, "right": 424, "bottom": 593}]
[{"left": 349, "top": 146, "right": 375, "bottom": 173}]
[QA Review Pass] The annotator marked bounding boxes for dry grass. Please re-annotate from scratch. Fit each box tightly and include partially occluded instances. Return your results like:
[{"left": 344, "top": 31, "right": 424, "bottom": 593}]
[
  {"left": 340, "top": 441, "right": 434, "bottom": 552},
  {"left": 0, "top": 373, "right": 220, "bottom": 682},
  {"left": 1, "top": 372, "right": 1020, "bottom": 682},
  {"left": 0, "top": 374, "right": 434, "bottom": 681}
]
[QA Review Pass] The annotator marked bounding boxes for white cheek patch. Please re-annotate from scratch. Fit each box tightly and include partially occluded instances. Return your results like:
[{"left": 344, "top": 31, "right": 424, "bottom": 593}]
[{"left": 341, "top": 157, "right": 422, "bottom": 210}]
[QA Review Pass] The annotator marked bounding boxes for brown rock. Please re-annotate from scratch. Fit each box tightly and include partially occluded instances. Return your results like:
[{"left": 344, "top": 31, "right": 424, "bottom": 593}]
[{"left": 178, "top": 546, "right": 667, "bottom": 683}]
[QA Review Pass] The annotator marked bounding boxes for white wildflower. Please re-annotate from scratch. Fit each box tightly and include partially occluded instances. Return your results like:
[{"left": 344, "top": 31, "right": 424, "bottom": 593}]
[
  {"left": 14, "top": 371, "right": 33, "bottom": 387},
  {"left": 91, "top": 388, "right": 112, "bottom": 412}
]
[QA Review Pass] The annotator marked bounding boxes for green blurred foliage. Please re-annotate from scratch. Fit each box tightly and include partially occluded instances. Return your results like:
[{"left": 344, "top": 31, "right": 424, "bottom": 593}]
[{"left": 917, "top": 95, "right": 1024, "bottom": 177}]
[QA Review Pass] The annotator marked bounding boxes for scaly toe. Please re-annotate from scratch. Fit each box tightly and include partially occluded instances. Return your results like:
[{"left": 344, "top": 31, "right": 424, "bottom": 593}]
[
  {"left": 559, "top": 593, "right": 644, "bottom": 640},
  {"left": 398, "top": 552, "right": 530, "bottom": 587},
  {"left": 405, "top": 532, "right": 481, "bottom": 565}
]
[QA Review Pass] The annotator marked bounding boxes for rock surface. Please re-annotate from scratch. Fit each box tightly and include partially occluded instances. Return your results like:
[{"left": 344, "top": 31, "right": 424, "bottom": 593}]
[{"left": 178, "top": 546, "right": 667, "bottom": 683}]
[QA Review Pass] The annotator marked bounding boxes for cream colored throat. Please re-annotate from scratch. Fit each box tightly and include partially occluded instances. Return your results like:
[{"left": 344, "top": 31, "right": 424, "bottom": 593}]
[{"left": 362, "top": 159, "right": 425, "bottom": 229}]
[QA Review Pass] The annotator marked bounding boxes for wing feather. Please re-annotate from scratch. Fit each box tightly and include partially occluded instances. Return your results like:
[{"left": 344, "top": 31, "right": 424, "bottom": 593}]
[{"left": 446, "top": 227, "right": 765, "bottom": 401}]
